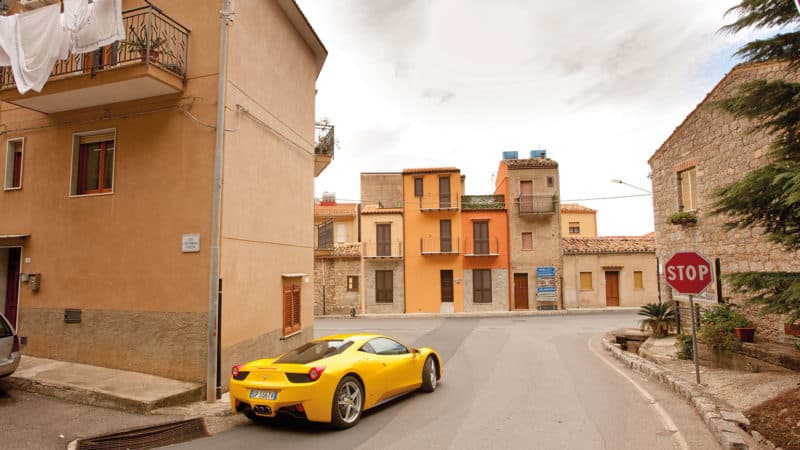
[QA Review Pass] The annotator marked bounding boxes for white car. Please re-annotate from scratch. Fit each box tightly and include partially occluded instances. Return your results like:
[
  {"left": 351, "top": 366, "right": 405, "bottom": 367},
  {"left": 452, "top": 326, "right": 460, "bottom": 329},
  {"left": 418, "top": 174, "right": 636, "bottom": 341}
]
[{"left": 0, "top": 313, "right": 20, "bottom": 378}]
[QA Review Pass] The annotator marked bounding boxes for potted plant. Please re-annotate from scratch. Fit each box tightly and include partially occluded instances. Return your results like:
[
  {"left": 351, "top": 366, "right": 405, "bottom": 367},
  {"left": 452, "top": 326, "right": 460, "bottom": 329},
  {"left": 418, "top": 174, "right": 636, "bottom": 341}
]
[
  {"left": 121, "top": 22, "right": 171, "bottom": 62},
  {"left": 667, "top": 211, "right": 698, "bottom": 226},
  {"left": 731, "top": 311, "right": 755, "bottom": 343},
  {"left": 638, "top": 302, "right": 675, "bottom": 337}
]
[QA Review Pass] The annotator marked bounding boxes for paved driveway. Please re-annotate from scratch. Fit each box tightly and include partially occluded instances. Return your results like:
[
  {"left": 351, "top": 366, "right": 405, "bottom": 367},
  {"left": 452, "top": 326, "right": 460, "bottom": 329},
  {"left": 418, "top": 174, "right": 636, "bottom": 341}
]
[{"left": 169, "top": 312, "right": 719, "bottom": 450}]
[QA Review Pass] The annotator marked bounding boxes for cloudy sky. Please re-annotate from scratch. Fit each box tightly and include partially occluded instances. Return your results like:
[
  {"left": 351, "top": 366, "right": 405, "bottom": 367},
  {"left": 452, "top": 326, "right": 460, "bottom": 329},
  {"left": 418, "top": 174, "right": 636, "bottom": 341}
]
[{"left": 297, "top": 0, "right": 756, "bottom": 236}]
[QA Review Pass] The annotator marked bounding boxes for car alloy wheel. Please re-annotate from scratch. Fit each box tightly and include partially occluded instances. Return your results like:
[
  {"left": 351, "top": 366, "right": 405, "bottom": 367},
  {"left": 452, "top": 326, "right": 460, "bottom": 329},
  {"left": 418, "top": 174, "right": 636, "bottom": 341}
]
[
  {"left": 420, "top": 356, "right": 437, "bottom": 392},
  {"left": 332, "top": 375, "right": 363, "bottom": 428}
]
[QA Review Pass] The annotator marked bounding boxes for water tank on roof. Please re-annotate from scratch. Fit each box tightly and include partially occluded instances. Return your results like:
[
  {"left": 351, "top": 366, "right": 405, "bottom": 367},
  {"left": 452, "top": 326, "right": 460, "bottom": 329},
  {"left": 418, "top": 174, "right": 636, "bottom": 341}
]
[
  {"left": 530, "top": 149, "right": 547, "bottom": 159},
  {"left": 502, "top": 151, "right": 518, "bottom": 160}
]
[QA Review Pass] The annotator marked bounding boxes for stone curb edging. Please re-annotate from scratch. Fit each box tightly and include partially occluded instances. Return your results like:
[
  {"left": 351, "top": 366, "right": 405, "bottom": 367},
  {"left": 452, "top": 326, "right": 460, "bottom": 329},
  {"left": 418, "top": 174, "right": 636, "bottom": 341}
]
[{"left": 601, "top": 336, "right": 763, "bottom": 450}]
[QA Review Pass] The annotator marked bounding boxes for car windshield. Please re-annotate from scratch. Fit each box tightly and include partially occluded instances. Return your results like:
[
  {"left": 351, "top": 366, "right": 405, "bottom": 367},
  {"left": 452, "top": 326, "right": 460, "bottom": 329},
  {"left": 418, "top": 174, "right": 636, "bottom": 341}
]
[{"left": 274, "top": 339, "right": 352, "bottom": 364}]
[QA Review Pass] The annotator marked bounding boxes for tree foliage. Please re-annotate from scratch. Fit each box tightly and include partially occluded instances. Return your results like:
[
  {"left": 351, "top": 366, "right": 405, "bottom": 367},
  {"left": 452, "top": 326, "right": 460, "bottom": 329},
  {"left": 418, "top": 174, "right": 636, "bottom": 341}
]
[{"left": 713, "top": 0, "right": 800, "bottom": 324}]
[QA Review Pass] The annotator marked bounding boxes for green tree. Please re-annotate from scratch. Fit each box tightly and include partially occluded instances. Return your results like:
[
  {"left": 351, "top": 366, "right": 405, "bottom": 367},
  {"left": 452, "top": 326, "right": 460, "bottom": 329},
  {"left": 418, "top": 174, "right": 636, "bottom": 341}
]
[{"left": 713, "top": 0, "right": 800, "bottom": 324}]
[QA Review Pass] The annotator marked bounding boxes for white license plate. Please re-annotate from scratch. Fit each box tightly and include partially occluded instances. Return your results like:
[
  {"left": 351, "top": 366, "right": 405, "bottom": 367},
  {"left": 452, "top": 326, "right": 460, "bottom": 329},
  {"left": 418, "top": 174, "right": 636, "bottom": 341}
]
[{"left": 249, "top": 389, "right": 277, "bottom": 400}]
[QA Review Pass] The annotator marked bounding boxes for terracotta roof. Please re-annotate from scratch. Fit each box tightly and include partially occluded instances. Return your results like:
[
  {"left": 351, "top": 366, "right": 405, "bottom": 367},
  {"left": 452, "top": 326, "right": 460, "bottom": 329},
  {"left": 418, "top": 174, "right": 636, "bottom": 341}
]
[
  {"left": 563, "top": 236, "right": 655, "bottom": 255},
  {"left": 503, "top": 158, "right": 558, "bottom": 169},
  {"left": 402, "top": 167, "right": 460, "bottom": 174},
  {"left": 641, "top": 231, "right": 655, "bottom": 238},
  {"left": 361, "top": 206, "right": 403, "bottom": 214},
  {"left": 332, "top": 242, "right": 361, "bottom": 258},
  {"left": 314, "top": 203, "right": 358, "bottom": 217},
  {"left": 560, "top": 203, "right": 596, "bottom": 213}
]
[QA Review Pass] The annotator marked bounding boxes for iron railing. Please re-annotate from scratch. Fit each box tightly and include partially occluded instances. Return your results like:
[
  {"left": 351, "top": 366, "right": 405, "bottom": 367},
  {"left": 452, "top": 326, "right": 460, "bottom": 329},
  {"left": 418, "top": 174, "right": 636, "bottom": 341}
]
[
  {"left": 418, "top": 193, "right": 460, "bottom": 211},
  {"left": 1, "top": 3, "right": 190, "bottom": 90},
  {"left": 363, "top": 240, "right": 403, "bottom": 258},
  {"left": 420, "top": 238, "right": 460, "bottom": 255},
  {"left": 316, "top": 220, "right": 333, "bottom": 250},
  {"left": 463, "top": 237, "right": 500, "bottom": 256},
  {"left": 462, "top": 195, "right": 505, "bottom": 210},
  {"left": 315, "top": 123, "right": 335, "bottom": 157},
  {"left": 516, "top": 195, "right": 556, "bottom": 215}
]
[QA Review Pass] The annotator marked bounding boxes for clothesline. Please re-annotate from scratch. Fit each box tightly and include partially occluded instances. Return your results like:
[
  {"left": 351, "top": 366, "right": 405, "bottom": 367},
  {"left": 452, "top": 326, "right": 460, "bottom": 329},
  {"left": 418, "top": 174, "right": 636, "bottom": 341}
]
[{"left": 0, "top": 0, "right": 124, "bottom": 94}]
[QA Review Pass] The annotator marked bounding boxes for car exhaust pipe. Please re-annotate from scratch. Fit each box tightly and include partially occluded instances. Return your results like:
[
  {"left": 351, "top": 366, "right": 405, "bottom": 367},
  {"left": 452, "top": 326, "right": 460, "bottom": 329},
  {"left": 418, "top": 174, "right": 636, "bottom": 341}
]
[{"left": 253, "top": 405, "right": 272, "bottom": 415}]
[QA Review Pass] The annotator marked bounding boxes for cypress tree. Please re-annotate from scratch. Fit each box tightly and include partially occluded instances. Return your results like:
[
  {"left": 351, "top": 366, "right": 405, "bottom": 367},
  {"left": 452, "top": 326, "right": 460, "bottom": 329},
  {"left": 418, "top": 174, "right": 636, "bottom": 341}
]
[{"left": 713, "top": 0, "right": 800, "bottom": 324}]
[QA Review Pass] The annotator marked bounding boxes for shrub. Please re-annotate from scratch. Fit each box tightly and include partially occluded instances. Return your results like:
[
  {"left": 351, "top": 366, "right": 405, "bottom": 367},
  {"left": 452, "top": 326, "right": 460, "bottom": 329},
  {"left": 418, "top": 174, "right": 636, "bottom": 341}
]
[
  {"left": 667, "top": 211, "right": 698, "bottom": 225},
  {"left": 675, "top": 333, "right": 694, "bottom": 360},
  {"left": 638, "top": 302, "right": 676, "bottom": 337},
  {"left": 699, "top": 322, "right": 742, "bottom": 352}
]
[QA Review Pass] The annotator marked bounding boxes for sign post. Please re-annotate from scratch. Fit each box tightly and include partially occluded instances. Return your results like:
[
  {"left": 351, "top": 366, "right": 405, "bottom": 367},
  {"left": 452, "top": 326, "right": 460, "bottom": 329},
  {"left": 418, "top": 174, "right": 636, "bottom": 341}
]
[{"left": 664, "top": 251, "right": 714, "bottom": 385}]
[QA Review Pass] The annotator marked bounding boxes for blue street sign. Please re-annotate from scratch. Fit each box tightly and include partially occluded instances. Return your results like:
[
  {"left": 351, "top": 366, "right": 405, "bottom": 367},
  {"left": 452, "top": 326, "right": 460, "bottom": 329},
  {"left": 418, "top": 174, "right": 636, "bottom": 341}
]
[{"left": 536, "top": 267, "right": 556, "bottom": 278}]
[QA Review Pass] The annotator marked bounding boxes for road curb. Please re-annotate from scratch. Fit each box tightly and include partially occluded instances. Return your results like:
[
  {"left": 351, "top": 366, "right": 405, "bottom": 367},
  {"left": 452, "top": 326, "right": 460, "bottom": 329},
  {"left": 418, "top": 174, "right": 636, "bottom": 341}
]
[
  {"left": 315, "top": 308, "right": 639, "bottom": 320},
  {"left": 600, "top": 336, "right": 752, "bottom": 450}
]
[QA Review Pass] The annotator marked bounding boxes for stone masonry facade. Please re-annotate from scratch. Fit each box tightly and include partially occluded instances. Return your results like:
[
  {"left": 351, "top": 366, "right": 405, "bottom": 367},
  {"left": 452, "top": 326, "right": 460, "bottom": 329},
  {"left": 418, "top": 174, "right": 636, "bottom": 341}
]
[
  {"left": 649, "top": 61, "right": 800, "bottom": 341},
  {"left": 313, "top": 257, "right": 361, "bottom": 316},
  {"left": 364, "top": 260, "right": 405, "bottom": 314},
  {"left": 462, "top": 269, "right": 509, "bottom": 312}
]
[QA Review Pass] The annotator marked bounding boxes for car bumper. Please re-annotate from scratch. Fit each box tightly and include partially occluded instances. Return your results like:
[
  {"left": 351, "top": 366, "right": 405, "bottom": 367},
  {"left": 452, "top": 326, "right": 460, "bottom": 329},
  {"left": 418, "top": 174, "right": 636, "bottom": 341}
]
[
  {"left": 229, "top": 377, "right": 334, "bottom": 423},
  {"left": 0, "top": 352, "right": 21, "bottom": 378}
]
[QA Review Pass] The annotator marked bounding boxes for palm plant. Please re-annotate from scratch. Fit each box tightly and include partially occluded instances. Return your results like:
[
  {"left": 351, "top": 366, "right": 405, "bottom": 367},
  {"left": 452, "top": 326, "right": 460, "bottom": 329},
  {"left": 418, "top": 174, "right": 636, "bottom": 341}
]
[{"left": 638, "top": 302, "right": 676, "bottom": 337}]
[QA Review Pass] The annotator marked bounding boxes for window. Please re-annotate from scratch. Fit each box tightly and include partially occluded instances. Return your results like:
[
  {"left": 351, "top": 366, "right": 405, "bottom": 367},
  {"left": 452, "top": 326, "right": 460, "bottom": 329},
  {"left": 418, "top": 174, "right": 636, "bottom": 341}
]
[
  {"left": 376, "top": 223, "right": 391, "bottom": 256},
  {"left": 362, "top": 337, "right": 409, "bottom": 355},
  {"left": 522, "top": 232, "right": 533, "bottom": 250},
  {"left": 275, "top": 340, "right": 352, "bottom": 364},
  {"left": 473, "top": 221, "right": 489, "bottom": 254},
  {"left": 473, "top": 269, "right": 492, "bottom": 303},
  {"left": 70, "top": 131, "right": 115, "bottom": 195},
  {"left": 580, "top": 272, "right": 593, "bottom": 290},
  {"left": 546, "top": 176, "right": 554, "bottom": 188},
  {"left": 376, "top": 270, "right": 393, "bottom": 303},
  {"left": 347, "top": 275, "right": 359, "bottom": 292},
  {"left": 282, "top": 282, "right": 301, "bottom": 335},
  {"left": 678, "top": 167, "right": 697, "bottom": 211},
  {"left": 414, "top": 177, "right": 423, "bottom": 197},
  {"left": 569, "top": 222, "right": 581, "bottom": 234},
  {"left": 4, "top": 138, "right": 23, "bottom": 190},
  {"left": 439, "top": 176, "right": 451, "bottom": 208},
  {"left": 440, "top": 219, "right": 452, "bottom": 252},
  {"left": 634, "top": 271, "right": 643, "bottom": 289}
]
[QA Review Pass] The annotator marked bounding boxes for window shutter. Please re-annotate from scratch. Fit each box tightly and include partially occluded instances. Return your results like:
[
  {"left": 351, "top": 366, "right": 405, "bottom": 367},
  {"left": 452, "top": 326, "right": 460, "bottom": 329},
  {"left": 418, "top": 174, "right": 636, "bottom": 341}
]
[
  {"left": 291, "top": 285, "right": 301, "bottom": 331},
  {"left": 283, "top": 287, "right": 293, "bottom": 335},
  {"left": 79, "top": 132, "right": 115, "bottom": 144}
]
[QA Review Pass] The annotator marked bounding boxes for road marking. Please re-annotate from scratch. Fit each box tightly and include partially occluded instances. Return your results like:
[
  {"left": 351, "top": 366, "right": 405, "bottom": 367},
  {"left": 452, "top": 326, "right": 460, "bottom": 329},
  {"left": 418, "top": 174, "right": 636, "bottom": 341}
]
[{"left": 587, "top": 339, "right": 690, "bottom": 450}]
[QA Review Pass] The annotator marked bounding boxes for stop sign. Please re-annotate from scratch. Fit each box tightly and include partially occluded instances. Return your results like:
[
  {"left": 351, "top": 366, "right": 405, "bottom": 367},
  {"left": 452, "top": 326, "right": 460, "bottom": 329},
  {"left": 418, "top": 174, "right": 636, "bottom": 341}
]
[{"left": 664, "top": 252, "right": 714, "bottom": 294}]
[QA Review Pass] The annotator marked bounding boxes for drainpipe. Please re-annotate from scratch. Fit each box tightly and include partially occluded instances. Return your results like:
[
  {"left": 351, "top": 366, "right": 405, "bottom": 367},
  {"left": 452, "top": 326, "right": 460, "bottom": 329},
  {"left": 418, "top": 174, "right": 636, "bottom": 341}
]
[{"left": 207, "top": 0, "right": 234, "bottom": 403}]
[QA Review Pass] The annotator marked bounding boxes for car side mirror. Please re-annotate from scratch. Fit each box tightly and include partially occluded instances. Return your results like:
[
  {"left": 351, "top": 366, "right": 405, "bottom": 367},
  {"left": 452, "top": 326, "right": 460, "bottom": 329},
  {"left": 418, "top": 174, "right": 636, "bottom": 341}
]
[{"left": 412, "top": 347, "right": 420, "bottom": 355}]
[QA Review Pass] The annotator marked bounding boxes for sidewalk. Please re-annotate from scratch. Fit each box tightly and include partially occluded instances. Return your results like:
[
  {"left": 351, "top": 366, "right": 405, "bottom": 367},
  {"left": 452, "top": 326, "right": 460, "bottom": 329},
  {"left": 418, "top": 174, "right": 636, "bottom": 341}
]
[{"left": 317, "top": 306, "right": 641, "bottom": 319}]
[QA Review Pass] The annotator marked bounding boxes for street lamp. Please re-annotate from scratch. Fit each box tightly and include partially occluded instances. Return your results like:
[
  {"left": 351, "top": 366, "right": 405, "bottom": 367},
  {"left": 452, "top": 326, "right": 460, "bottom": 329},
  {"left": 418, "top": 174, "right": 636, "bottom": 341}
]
[{"left": 610, "top": 178, "right": 652, "bottom": 194}]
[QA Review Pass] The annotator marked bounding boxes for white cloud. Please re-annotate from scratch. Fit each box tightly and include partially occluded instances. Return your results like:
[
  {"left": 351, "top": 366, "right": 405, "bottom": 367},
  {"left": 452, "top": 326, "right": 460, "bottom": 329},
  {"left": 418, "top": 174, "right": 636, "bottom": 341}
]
[{"left": 299, "top": 0, "right": 755, "bottom": 235}]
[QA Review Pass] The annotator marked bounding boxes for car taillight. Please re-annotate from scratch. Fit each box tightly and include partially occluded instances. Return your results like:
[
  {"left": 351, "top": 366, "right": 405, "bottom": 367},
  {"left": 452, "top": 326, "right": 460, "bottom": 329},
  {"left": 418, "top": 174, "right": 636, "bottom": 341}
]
[
  {"left": 232, "top": 364, "right": 241, "bottom": 378},
  {"left": 12, "top": 335, "right": 19, "bottom": 353},
  {"left": 308, "top": 366, "right": 325, "bottom": 381}
]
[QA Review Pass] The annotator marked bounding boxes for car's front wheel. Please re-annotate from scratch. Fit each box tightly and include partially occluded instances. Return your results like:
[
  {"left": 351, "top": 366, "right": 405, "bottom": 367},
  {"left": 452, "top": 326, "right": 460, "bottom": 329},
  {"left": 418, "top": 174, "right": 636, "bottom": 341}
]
[
  {"left": 330, "top": 375, "right": 363, "bottom": 429},
  {"left": 420, "top": 356, "right": 437, "bottom": 392}
]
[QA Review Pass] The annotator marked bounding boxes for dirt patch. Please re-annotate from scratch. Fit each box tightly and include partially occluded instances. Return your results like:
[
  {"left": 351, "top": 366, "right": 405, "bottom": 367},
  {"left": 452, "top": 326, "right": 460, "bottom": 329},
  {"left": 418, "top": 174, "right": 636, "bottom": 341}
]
[{"left": 746, "top": 387, "right": 800, "bottom": 450}]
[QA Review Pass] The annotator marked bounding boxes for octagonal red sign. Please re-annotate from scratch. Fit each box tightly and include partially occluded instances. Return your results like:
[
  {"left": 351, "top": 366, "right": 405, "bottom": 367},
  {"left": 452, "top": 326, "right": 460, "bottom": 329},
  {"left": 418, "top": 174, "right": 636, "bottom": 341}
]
[{"left": 664, "top": 252, "right": 713, "bottom": 295}]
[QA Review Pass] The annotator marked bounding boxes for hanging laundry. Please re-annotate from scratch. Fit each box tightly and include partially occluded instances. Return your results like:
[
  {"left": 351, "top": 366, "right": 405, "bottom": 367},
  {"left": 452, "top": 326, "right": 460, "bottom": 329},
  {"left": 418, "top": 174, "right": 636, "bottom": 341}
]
[
  {"left": 62, "top": 0, "right": 91, "bottom": 34},
  {"left": 0, "top": 14, "right": 17, "bottom": 68},
  {"left": 73, "top": 0, "right": 124, "bottom": 54},
  {"left": 14, "top": 3, "right": 69, "bottom": 93}
]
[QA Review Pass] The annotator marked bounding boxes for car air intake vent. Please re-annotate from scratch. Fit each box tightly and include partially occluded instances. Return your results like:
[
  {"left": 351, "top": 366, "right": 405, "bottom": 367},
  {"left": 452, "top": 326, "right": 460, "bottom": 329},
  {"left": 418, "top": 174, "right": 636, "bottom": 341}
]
[
  {"left": 233, "top": 371, "right": 249, "bottom": 381},
  {"left": 286, "top": 373, "right": 312, "bottom": 383}
]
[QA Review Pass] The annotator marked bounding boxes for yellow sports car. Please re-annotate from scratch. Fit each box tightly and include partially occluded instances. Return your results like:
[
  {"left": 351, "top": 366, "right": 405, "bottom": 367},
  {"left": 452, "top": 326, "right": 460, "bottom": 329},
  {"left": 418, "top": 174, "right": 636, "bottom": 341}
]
[{"left": 229, "top": 333, "right": 442, "bottom": 429}]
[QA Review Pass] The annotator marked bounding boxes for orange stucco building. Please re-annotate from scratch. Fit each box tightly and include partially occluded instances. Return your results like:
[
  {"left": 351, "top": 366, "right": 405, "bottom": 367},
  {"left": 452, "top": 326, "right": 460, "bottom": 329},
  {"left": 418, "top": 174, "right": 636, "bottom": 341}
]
[
  {"left": 0, "top": 0, "right": 329, "bottom": 398},
  {"left": 461, "top": 195, "right": 511, "bottom": 311}
]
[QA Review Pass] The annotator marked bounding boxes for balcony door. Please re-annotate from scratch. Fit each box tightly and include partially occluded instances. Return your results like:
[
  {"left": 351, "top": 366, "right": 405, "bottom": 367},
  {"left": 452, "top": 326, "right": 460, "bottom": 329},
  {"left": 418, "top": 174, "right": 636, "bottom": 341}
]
[
  {"left": 473, "top": 221, "right": 489, "bottom": 254},
  {"left": 519, "top": 180, "right": 533, "bottom": 213},
  {"left": 440, "top": 220, "right": 452, "bottom": 253},
  {"left": 439, "top": 177, "right": 451, "bottom": 208},
  {"left": 376, "top": 224, "right": 391, "bottom": 257}
]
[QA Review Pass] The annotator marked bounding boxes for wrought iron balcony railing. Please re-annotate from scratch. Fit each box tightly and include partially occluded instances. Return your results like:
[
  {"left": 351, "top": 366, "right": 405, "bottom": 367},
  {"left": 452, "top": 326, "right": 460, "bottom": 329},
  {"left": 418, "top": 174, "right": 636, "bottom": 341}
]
[
  {"left": 315, "top": 123, "right": 335, "bottom": 157},
  {"left": 418, "top": 194, "right": 460, "bottom": 211},
  {"left": 363, "top": 241, "right": 403, "bottom": 259},
  {"left": 463, "top": 237, "right": 500, "bottom": 257},
  {"left": 516, "top": 195, "right": 556, "bottom": 215},
  {"left": 420, "top": 238, "right": 460, "bottom": 255},
  {"left": 1, "top": 4, "right": 189, "bottom": 90},
  {"left": 461, "top": 195, "right": 505, "bottom": 210}
]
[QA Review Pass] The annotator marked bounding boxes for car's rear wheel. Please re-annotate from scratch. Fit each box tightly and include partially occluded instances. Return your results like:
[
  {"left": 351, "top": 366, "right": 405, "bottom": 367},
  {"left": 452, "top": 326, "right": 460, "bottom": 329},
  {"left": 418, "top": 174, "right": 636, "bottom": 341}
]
[
  {"left": 330, "top": 375, "right": 363, "bottom": 429},
  {"left": 420, "top": 356, "right": 437, "bottom": 392}
]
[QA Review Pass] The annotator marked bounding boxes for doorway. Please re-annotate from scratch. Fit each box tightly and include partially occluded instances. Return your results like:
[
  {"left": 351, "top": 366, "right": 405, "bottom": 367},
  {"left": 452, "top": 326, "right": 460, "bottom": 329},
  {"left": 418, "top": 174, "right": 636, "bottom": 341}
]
[
  {"left": 514, "top": 273, "right": 529, "bottom": 309},
  {"left": 440, "top": 270, "right": 454, "bottom": 313},
  {"left": 1, "top": 247, "right": 21, "bottom": 329},
  {"left": 605, "top": 271, "right": 620, "bottom": 307}
]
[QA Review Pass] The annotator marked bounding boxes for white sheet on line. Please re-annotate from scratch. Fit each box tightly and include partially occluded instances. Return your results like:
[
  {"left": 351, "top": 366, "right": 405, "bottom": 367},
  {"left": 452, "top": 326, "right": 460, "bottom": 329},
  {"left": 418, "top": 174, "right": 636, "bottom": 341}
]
[
  {"left": 62, "top": 0, "right": 91, "bottom": 34},
  {"left": 72, "top": 0, "right": 125, "bottom": 54},
  {"left": 14, "top": 3, "right": 69, "bottom": 94}
]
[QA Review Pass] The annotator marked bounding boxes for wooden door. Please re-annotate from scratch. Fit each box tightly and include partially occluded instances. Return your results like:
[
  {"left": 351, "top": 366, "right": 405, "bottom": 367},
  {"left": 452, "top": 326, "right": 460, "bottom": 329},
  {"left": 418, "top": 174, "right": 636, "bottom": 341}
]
[
  {"left": 514, "top": 273, "right": 529, "bottom": 309},
  {"left": 605, "top": 271, "right": 620, "bottom": 307},
  {"left": 439, "top": 177, "right": 451, "bottom": 208},
  {"left": 440, "top": 220, "right": 452, "bottom": 253},
  {"left": 4, "top": 248, "right": 21, "bottom": 329},
  {"left": 376, "top": 224, "right": 391, "bottom": 256},
  {"left": 440, "top": 270, "right": 453, "bottom": 303},
  {"left": 520, "top": 180, "right": 533, "bottom": 213}
]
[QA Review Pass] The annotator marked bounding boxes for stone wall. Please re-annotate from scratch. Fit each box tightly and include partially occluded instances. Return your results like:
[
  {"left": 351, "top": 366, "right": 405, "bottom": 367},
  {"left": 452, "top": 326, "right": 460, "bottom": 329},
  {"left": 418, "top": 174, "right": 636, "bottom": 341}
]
[
  {"left": 364, "top": 260, "right": 405, "bottom": 314},
  {"left": 462, "top": 268, "right": 509, "bottom": 312},
  {"left": 313, "top": 257, "right": 361, "bottom": 316},
  {"left": 649, "top": 61, "right": 800, "bottom": 341}
]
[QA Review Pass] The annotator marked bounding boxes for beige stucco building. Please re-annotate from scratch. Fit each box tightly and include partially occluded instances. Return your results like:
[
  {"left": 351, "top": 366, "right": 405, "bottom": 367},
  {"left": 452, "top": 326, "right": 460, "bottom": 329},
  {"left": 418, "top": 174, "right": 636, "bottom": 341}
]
[
  {"left": 0, "top": 0, "right": 329, "bottom": 397},
  {"left": 560, "top": 203, "right": 597, "bottom": 237},
  {"left": 562, "top": 237, "right": 656, "bottom": 308}
]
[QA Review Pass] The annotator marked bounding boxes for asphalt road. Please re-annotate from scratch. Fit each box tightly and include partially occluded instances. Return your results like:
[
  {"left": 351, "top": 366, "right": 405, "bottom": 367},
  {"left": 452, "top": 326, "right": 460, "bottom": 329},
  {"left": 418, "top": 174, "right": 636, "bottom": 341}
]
[{"left": 168, "top": 312, "right": 720, "bottom": 450}]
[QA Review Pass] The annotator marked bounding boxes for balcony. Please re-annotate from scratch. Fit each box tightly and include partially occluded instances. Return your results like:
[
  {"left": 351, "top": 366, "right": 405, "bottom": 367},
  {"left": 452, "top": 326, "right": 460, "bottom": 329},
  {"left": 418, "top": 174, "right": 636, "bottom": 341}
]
[
  {"left": 420, "top": 238, "right": 460, "bottom": 255},
  {"left": 463, "top": 237, "right": 500, "bottom": 257},
  {"left": 363, "top": 241, "right": 403, "bottom": 259},
  {"left": 0, "top": 4, "right": 189, "bottom": 113},
  {"left": 462, "top": 195, "right": 505, "bottom": 210},
  {"left": 314, "top": 122, "right": 335, "bottom": 177},
  {"left": 516, "top": 195, "right": 556, "bottom": 216},
  {"left": 418, "top": 194, "right": 460, "bottom": 212}
]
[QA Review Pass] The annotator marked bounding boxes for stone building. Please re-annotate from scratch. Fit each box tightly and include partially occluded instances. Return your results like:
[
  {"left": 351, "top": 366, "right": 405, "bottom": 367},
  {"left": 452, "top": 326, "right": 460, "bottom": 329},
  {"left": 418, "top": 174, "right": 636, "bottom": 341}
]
[
  {"left": 649, "top": 61, "right": 800, "bottom": 341},
  {"left": 313, "top": 199, "right": 360, "bottom": 315}
]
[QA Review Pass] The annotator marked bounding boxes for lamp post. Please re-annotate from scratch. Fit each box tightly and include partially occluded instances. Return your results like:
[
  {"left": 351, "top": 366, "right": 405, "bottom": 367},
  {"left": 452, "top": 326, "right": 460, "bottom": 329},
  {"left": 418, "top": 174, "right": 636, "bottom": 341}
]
[{"left": 610, "top": 178, "right": 652, "bottom": 194}]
